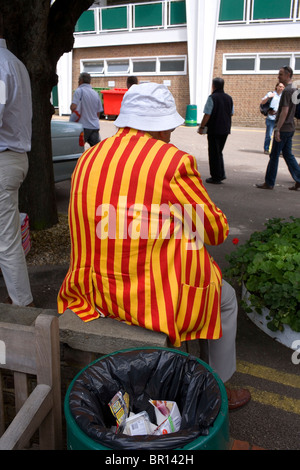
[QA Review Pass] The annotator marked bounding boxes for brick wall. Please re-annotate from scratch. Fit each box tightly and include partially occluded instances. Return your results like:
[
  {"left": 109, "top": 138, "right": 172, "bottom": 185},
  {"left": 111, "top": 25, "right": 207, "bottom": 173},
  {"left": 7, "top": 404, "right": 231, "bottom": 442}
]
[
  {"left": 73, "top": 42, "right": 190, "bottom": 118},
  {"left": 72, "top": 37, "right": 300, "bottom": 128},
  {"left": 214, "top": 38, "right": 300, "bottom": 127}
]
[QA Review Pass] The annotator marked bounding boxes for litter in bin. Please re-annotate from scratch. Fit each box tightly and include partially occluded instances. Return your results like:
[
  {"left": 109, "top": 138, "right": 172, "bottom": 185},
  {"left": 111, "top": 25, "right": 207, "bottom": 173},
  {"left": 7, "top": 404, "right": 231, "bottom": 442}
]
[
  {"left": 109, "top": 394, "right": 182, "bottom": 437},
  {"left": 68, "top": 349, "right": 222, "bottom": 450},
  {"left": 123, "top": 411, "right": 153, "bottom": 436},
  {"left": 150, "top": 399, "right": 181, "bottom": 435},
  {"left": 108, "top": 391, "right": 129, "bottom": 432}
]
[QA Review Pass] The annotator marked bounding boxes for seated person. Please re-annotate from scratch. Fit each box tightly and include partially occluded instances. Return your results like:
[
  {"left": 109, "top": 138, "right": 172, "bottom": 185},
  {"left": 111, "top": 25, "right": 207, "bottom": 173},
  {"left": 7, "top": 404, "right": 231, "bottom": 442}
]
[{"left": 58, "top": 82, "right": 251, "bottom": 410}]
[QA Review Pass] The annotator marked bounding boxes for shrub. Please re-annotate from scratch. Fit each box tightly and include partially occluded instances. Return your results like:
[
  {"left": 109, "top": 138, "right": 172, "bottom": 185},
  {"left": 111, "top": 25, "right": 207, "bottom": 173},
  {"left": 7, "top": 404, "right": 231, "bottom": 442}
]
[{"left": 225, "top": 218, "right": 300, "bottom": 333}]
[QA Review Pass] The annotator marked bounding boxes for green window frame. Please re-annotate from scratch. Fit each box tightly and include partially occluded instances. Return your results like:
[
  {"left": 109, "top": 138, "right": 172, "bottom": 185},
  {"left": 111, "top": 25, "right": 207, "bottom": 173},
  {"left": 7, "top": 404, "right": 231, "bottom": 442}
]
[
  {"left": 170, "top": 1, "right": 186, "bottom": 25},
  {"left": 134, "top": 3, "right": 163, "bottom": 28},
  {"left": 101, "top": 6, "right": 128, "bottom": 30},
  {"left": 75, "top": 10, "right": 95, "bottom": 33},
  {"left": 52, "top": 85, "right": 58, "bottom": 108},
  {"left": 252, "top": 0, "right": 292, "bottom": 20},
  {"left": 219, "top": 0, "right": 245, "bottom": 22}
]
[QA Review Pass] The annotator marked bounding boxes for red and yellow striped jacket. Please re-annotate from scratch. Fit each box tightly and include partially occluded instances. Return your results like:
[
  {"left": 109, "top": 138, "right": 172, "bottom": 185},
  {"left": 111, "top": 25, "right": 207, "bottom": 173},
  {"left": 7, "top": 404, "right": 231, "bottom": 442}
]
[{"left": 57, "top": 128, "right": 229, "bottom": 346}]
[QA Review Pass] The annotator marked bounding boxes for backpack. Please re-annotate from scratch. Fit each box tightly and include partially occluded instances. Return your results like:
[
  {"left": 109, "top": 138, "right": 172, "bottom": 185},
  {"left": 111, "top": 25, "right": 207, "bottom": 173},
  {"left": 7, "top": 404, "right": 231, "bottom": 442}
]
[{"left": 260, "top": 97, "right": 272, "bottom": 116}]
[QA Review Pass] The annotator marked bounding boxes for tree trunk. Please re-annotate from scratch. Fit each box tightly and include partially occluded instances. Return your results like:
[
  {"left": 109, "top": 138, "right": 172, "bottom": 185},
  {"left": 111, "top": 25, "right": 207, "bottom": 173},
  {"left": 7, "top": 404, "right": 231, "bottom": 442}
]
[
  {"left": 19, "top": 77, "right": 58, "bottom": 229},
  {"left": 0, "top": 0, "right": 94, "bottom": 230}
]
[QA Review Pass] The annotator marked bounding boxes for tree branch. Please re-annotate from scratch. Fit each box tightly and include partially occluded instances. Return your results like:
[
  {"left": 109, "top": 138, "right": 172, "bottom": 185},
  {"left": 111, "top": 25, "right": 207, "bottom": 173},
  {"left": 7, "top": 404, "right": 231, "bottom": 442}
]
[{"left": 47, "top": 0, "right": 94, "bottom": 66}]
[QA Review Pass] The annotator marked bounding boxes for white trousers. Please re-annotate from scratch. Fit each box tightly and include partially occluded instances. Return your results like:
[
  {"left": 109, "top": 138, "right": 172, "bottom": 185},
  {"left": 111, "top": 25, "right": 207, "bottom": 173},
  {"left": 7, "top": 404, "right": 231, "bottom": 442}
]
[
  {"left": 200, "top": 280, "right": 237, "bottom": 383},
  {"left": 0, "top": 151, "right": 33, "bottom": 306}
]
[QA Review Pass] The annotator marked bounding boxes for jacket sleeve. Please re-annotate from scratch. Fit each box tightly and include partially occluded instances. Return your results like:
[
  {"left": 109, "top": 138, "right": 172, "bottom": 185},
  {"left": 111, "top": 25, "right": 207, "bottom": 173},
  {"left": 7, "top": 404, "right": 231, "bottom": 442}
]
[{"left": 169, "top": 153, "right": 229, "bottom": 246}]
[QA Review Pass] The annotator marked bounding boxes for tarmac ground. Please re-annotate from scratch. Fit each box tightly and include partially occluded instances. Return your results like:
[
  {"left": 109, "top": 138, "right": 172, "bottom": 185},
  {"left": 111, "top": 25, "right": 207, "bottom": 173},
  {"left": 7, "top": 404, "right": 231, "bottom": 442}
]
[{"left": 1, "top": 119, "right": 300, "bottom": 450}]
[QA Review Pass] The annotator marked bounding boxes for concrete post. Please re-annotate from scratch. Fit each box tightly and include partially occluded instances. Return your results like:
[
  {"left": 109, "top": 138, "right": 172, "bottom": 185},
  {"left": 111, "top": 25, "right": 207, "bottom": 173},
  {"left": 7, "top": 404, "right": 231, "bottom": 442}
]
[{"left": 186, "top": 0, "right": 220, "bottom": 122}]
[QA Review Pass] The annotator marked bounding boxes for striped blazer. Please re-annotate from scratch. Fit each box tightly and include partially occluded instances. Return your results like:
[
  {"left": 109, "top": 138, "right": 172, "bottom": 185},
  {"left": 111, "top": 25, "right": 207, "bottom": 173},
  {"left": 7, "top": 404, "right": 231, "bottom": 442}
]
[{"left": 57, "top": 128, "right": 229, "bottom": 346}]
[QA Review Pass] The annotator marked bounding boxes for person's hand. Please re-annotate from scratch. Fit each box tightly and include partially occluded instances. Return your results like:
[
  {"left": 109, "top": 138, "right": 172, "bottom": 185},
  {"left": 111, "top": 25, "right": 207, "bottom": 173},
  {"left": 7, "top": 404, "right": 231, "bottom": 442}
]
[
  {"left": 275, "top": 129, "right": 281, "bottom": 142},
  {"left": 198, "top": 126, "right": 206, "bottom": 135}
]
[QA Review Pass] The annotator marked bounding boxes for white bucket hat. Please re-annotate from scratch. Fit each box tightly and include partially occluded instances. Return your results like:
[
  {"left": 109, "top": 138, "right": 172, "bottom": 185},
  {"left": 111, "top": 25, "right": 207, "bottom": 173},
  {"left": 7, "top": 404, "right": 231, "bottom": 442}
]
[{"left": 114, "top": 82, "right": 184, "bottom": 131}]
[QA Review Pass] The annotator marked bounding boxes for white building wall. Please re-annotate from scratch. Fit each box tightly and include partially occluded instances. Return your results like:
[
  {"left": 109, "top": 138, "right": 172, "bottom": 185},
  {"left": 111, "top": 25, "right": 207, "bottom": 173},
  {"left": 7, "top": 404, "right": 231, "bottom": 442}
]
[{"left": 57, "top": 51, "right": 73, "bottom": 116}]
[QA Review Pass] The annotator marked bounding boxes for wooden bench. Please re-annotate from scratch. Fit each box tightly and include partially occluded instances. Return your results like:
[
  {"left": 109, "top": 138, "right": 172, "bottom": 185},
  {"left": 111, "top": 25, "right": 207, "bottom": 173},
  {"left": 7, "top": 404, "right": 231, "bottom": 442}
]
[{"left": 0, "top": 314, "right": 62, "bottom": 450}]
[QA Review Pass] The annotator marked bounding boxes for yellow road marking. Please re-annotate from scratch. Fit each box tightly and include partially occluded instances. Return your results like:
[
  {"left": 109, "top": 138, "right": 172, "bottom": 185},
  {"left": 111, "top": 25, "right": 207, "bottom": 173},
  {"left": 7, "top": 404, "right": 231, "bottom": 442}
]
[
  {"left": 237, "top": 360, "right": 300, "bottom": 389},
  {"left": 232, "top": 127, "right": 264, "bottom": 133},
  {"left": 231, "top": 128, "right": 300, "bottom": 136},
  {"left": 235, "top": 361, "right": 300, "bottom": 414},
  {"left": 246, "top": 386, "right": 300, "bottom": 415}
]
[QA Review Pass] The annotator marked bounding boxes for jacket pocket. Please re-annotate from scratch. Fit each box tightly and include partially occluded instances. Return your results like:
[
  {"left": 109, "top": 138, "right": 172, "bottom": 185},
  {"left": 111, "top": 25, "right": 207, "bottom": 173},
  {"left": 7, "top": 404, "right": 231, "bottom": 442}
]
[{"left": 176, "top": 282, "right": 218, "bottom": 335}]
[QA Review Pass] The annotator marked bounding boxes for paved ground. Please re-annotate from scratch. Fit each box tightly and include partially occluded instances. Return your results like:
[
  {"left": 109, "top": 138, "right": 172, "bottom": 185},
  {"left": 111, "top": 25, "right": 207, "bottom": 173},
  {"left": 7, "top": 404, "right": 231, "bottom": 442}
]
[{"left": 1, "top": 119, "right": 300, "bottom": 450}]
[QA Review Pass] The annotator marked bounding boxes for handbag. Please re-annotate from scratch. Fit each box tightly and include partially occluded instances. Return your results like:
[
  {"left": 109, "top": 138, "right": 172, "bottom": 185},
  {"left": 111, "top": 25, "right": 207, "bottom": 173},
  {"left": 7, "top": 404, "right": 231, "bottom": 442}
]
[{"left": 260, "top": 97, "right": 272, "bottom": 116}]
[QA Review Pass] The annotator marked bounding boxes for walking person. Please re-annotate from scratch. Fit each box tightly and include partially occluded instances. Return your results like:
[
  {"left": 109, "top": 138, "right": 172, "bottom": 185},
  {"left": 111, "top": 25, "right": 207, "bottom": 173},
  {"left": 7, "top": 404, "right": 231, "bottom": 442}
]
[
  {"left": 70, "top": 72, "right": 103, "bottom": 147},
  {"left": 261, "top": 82, "right": 285, "bottom": 154},
  {"left": 256, "top": 66, "right": 300, "bottom": 191},
  {"left": 0, "top": 14, "right": 34, "bottom": 307},
  {"left": 198, "top": 77, "right": 233, "bottom": 184}
]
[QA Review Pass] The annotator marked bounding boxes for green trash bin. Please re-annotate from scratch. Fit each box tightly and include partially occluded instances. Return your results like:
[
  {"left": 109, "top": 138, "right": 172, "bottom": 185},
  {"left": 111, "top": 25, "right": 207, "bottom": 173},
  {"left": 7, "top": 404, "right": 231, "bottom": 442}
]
[
  {"left": 185, "top": 104, "right": 198, "bottom": 127},
  {"left": 64, "top": 347, "right": 230, "bottom": 450},
  {"left": 92, "top": 87, "right": 110, "bottom": 112}
]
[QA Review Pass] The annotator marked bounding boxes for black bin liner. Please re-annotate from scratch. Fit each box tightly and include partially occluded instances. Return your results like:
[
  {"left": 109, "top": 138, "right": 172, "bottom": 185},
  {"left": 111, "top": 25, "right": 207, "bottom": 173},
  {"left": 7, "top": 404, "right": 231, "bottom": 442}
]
[{"left": 69, "top": 349, "right": 221, "bottom": 450}]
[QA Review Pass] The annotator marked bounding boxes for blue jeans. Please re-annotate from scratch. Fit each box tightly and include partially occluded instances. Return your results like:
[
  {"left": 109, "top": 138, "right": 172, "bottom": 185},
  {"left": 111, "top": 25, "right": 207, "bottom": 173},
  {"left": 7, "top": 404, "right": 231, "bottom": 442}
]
[
  {"left": 265, "top": 131, "right": 300, "bottom": 188},
  {"left": 264, "top": 118, "right": 275, "bottom": 151}
]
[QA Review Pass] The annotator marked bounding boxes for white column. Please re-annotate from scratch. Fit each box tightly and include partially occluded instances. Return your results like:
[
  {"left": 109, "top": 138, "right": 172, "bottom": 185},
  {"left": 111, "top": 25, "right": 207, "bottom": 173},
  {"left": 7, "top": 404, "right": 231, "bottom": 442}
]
[
  {"left": 56, "top": 51, "right": 73, "bottom": 116},
  {"left": 185, "top": 0, "right": 220, "bottom": 121}
]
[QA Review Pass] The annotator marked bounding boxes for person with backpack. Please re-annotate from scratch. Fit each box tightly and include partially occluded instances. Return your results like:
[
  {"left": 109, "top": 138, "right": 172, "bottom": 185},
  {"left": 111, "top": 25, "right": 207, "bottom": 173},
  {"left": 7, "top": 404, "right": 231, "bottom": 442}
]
[
  {"left": 256, "top": 66, "right": 300, "bottom": 191},
  {"left": 261, "top": 82, "right": 284, "bottom": 154}
]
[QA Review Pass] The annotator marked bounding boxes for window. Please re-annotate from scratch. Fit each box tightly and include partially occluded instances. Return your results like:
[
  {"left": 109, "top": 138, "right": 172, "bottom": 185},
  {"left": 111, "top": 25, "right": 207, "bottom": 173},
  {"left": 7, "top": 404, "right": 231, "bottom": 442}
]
[
  {"left": 219, "top": 0, "right": 245, "bottom": 22},
  {"left": 219, "top": 0, "right": 294, "bottom": 22},
  {"left": 82, "top": 56, "right": 187, "bottom": 77},
  {"left": 226, "top": 58, "right": 255, "bottom": 71},
  {"left": 133, "top": 60, "right": 156, "bottom": 73},
  {"left": 159, "top": 58, "right": 186, "bottom": 73},
  {"left": 170, "top": 1, "right": 187, "bottom": 25},
  {"left": 75, "top": 10, "right": 95, "bottom": 32},
  {"left": 134, "top": 3, "right": 163, "bottom": 28},
  {"left": 83, "top": 61, "right": 104, "bottom": 75},
  {"left": 224, "top": 53, "right": 300, "bottom": 74},
  {"left": 252, "top": 0, "right": 292, "bottom": 20},
  {"left": 101, "top": 6, "right": 127, "bottom": 30},
  {"left": 259, "top": 57, "right": 290, "bottom": 71},
  {"left": 106, "top": 60, "right": 130, "bottom": 74}
]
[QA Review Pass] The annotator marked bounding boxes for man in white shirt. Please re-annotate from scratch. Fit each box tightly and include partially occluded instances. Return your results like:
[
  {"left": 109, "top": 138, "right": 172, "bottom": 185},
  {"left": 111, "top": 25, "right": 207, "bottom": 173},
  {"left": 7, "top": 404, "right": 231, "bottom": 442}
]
[
  {"left": 71, "top": 72, "right": 103, "bottom": 147},
  {"left": 0, "top": 15, "right": 34, "bottom": 307}
]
